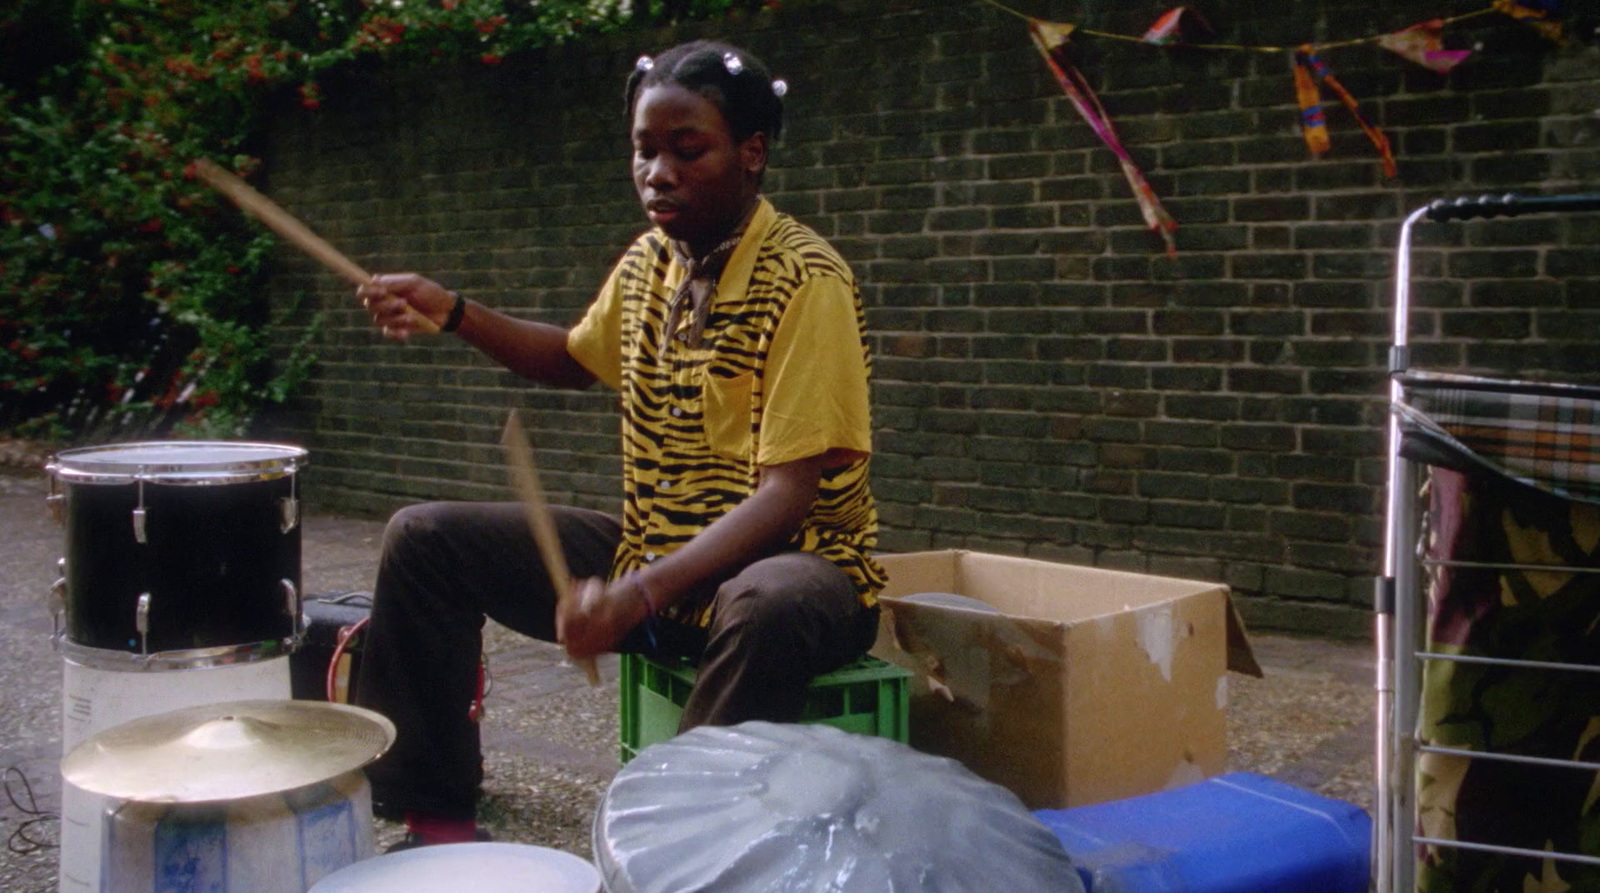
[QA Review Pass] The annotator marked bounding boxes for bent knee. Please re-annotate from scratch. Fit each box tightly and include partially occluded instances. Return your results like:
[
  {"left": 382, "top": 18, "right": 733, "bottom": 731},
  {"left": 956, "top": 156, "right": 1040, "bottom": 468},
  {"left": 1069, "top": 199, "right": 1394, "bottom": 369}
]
[{"left": 382, "top": 503, "right": 456, "bottom": 555}]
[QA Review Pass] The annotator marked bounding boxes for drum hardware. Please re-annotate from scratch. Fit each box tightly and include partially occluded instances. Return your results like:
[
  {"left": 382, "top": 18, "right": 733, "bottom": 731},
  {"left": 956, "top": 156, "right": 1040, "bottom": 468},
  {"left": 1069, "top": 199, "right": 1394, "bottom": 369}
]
[
  {"left": 282, "top": 578, "right": 303, "bottom": 637},
  {"left": 46, "top": 474, "right": 64, "bottom": 525},
  {"left": 135, "top": 592, "right": 151, "bottom": 655},
  {"left": 280, "top": 464, "right": 301, "bottom": 532},
  {"left": 50, "top": 559, "right": 67, "bottom": 639},
  {"left": 132, "top": 474, "right": 148, "bottom": 543},
  {"left": 53, "top": 634, "right": 305, "bottom": 671}
]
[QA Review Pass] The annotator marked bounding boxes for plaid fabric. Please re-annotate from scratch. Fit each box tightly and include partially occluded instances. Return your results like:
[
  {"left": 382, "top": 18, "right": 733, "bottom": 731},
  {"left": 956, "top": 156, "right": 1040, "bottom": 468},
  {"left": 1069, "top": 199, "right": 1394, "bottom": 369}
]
[{"left": 1397, "top": 371, "right": 1600, "bottom": 505}]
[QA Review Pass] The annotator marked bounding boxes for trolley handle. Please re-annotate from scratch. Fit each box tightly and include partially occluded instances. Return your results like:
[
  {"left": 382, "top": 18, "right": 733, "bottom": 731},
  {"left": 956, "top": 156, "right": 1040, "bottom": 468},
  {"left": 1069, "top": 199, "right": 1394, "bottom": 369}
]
[{"left": 1426, "top": 192, "right": 1600, "bottom": 222}]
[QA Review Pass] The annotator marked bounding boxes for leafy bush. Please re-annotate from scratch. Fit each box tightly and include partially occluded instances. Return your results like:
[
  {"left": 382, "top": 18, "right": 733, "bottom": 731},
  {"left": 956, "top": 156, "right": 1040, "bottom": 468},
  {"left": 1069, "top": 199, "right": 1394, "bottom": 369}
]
[{"left": 1, "top": 0, "right": 764, "bottom": 443}]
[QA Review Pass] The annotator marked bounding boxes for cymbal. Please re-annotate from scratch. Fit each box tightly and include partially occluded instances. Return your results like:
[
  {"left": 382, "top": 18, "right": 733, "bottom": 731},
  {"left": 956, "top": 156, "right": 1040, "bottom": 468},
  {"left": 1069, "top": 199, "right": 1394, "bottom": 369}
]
[{"left": 62, "top": 699, "right": 396, "bottom": 803}]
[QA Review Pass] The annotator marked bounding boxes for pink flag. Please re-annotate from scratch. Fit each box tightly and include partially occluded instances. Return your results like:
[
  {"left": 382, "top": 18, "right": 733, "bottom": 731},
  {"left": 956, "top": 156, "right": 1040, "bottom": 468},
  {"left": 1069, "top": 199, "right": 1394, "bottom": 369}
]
[{"left": 1377, "top": 20, "right": 1472, "bottom": 73}]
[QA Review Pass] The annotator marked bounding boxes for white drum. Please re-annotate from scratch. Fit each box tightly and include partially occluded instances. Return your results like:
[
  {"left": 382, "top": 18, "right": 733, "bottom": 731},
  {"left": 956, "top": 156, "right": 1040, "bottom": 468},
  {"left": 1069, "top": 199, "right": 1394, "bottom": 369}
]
[
  {"left": 308, "top": 842, "right": 601, "bottom": 893},
  {"left": 100, "top": 771, "right": 373, "bottom": 893},
  {"left": 58, "top": 657, "right": 290, "bottom": 893}
]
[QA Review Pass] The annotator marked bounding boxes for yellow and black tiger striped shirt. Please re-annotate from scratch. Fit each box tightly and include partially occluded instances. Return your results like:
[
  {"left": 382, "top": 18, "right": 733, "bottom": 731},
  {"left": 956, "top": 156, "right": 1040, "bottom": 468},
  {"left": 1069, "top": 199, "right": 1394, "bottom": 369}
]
[{"left": 566, "top": 198, "right": 886, "bottom": 626}]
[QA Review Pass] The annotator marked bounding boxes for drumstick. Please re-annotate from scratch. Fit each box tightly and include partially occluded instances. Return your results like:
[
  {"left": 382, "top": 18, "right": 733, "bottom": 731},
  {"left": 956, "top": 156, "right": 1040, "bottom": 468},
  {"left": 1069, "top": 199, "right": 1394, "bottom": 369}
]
[
  {"left": 501, "top": 411, "right": 601, "bottom": 686},
  {"left": 191, "top": 158, "right": 439, "bottom": 335}
]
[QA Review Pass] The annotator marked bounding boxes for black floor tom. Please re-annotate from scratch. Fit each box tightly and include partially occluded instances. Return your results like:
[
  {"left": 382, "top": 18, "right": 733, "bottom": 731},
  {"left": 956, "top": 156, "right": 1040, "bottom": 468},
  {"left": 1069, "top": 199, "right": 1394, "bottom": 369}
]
[{"left": 48, "top": 441, "right": 307, "bottom": 668}]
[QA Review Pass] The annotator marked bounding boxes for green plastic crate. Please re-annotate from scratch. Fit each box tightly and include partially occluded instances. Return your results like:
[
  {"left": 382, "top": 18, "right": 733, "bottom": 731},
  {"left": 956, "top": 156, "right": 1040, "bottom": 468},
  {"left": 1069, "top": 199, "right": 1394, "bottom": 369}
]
[{"left": 619, "top": 653, "right": 911, "bottom": 763}]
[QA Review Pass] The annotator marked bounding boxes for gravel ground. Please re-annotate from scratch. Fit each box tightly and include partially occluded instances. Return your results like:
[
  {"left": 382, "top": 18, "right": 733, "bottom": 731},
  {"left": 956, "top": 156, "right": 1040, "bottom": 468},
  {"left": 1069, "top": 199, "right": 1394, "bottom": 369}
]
[{"left": 0, "top": 461, "right": 1375, "bottom": 891}]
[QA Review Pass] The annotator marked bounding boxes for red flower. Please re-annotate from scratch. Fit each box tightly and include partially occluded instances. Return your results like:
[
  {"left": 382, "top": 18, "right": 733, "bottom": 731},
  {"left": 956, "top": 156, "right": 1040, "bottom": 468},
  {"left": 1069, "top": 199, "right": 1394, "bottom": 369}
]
[
  {"left": 298, "top": 82, "right": 322, "bottom": 110},
  {"left": 138, "top": 218, "right": 163, "bottom": 234},
  {"left": 481, "top": 53, "right": 502, "bottom": 65}
]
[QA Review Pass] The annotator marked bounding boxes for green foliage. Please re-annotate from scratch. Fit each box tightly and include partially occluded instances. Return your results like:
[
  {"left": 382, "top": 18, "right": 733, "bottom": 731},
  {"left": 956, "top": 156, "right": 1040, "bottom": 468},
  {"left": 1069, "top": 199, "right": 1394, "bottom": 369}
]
[{"left": 1, "top": 0, "right": 763, "bottom": 443}]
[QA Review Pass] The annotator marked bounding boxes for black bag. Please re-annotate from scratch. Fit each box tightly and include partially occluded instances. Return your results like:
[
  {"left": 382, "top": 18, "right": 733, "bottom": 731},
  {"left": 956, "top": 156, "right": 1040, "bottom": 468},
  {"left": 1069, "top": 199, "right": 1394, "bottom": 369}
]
[{"left": 289, "top": 592, "right": 372, "bottom": 702}]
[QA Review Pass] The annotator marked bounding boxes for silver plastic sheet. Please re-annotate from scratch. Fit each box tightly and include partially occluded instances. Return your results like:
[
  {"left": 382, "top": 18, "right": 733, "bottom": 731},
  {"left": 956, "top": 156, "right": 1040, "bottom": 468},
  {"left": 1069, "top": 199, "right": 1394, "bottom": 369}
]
[{"left": 594, "top": 721, "right": 1085, "bottom": 893}]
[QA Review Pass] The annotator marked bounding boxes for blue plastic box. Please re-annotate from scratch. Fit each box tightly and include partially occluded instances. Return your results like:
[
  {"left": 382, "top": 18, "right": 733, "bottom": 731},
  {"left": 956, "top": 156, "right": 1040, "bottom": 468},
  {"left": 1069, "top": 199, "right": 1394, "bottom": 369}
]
[{"left": 1033, "top": 772, "right": 1370, "bottom": 893}]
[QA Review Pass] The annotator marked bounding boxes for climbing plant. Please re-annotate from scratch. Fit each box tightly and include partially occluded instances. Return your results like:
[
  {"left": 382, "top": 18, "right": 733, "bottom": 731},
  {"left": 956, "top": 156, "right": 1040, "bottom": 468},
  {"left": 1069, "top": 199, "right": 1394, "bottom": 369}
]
[{"left": 0, "top": 0, "right": 764, "bottom": 440}]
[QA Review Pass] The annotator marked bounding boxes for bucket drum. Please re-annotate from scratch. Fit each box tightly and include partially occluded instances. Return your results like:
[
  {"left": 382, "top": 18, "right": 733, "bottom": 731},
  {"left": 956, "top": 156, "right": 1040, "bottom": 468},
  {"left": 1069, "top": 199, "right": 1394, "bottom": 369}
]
[
  {"left": 63, "top": 700, "right": 394, "bottom": 893},
  {"left": 58, "top": 657, "right": 292, "bottom": 893},
  {"left": 101, "top": 772, "right": 373, "bottom": 893},
  {"left": 47, "top": 440, "right": 308, "bottom": 668}
]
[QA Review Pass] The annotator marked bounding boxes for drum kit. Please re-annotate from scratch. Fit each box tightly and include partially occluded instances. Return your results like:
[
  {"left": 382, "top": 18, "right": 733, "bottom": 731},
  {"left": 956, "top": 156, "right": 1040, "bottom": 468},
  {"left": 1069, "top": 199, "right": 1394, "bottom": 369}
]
[
  {"left": 44, "top": 440, "right": 601, "bottom": 893},
  {"left": 42, "top": 438, "right": 1080, "bottom": 892}
]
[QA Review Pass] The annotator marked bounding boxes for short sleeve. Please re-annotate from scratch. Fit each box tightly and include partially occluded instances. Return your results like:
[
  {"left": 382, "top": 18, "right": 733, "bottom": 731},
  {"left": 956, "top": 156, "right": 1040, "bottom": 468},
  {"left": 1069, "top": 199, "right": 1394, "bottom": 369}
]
[
  {"left": 566, "top": 262, "right": 625, "bottom": 390},
  {"left": 757, "top": 276, "right": 872, "bottom": 468}
]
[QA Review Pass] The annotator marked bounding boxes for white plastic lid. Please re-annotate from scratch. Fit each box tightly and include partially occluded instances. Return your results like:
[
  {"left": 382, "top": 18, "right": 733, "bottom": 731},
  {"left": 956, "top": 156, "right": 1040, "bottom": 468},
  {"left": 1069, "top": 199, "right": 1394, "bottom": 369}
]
[{"left": 308, "top": 843, "right": 600, "bottom": 893}]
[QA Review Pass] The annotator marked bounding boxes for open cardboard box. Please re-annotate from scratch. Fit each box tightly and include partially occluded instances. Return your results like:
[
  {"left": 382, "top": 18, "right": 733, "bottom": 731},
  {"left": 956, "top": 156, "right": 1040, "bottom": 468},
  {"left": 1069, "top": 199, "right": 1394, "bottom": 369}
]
[{"left": 870, "top": 550, "right": 1260, "bottom": 811}]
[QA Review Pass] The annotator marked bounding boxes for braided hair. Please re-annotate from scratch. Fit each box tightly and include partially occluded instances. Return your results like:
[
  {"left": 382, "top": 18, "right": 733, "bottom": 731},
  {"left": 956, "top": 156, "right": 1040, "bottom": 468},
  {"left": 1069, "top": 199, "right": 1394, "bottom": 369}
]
[{"left": 624, "top": 41, "right": 784, "bottom": 143}]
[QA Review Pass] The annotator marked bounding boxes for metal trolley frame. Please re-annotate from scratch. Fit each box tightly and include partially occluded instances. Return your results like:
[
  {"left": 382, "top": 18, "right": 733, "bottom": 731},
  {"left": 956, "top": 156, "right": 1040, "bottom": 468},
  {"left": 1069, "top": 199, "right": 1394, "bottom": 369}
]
[{"left": 1376, "top": 192, "right": 1600, "bottom": 893}]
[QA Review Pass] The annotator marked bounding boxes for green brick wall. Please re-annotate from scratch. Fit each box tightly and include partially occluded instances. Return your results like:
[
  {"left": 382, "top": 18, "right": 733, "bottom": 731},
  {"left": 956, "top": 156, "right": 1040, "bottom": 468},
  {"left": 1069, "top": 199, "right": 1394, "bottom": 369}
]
[{"left": 259, "top": 0, "right": 1600, "bottom": 638}]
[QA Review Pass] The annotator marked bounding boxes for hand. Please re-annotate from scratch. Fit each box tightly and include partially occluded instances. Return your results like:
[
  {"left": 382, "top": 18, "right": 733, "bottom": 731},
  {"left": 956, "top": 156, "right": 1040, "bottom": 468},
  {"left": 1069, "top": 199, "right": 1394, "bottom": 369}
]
[
  {"left": 557, "top": 577, "right": 651, "bottom": 661},
  {"left": 356, "top": 273, "right": 451, "bottom": 341}
]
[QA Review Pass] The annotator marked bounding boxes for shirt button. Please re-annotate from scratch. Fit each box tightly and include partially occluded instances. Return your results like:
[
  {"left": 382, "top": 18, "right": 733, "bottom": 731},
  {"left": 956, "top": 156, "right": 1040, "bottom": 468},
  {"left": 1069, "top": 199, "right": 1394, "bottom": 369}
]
[
  {"left": 645, "top": 552, "right": 657, "bottom": 562},
  {"left": 659, "top": 480, "right": 671, "bottom": 491},
  {"left": 670, "top": 407, "right": 683, "bottom": 418}
]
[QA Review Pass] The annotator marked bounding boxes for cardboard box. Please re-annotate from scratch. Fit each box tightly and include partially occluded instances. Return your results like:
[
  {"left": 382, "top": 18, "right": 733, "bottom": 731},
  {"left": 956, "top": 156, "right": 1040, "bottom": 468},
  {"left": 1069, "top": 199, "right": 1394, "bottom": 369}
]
[{"left": 870, "top": 550, "right": 1258, "bottom": 811}]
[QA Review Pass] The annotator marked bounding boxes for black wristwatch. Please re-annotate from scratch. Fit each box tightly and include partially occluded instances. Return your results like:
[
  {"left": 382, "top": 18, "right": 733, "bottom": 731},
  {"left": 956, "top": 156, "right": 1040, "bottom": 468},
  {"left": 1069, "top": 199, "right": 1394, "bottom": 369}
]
[{"left": 441, "top": 290, "right": 467, "bottom": 333}]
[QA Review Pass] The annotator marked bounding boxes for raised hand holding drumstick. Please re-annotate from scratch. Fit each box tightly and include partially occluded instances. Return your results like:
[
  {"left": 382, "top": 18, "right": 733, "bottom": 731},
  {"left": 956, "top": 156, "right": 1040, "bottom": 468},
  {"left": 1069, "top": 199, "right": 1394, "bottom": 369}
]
[{"left": 357, "top": 274, "right": 460, "bottom": 342}]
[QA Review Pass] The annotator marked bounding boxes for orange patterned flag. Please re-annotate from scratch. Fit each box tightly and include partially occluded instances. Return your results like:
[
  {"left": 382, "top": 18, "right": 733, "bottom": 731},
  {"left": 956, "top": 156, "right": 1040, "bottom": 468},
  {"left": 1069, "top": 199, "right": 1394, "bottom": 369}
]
[
  {"left": 1493, "top": 0, "right": 1566, "bottom": 43},
  {"left": 1293, "top": 46, "right": 1398, "bottom": 178}
]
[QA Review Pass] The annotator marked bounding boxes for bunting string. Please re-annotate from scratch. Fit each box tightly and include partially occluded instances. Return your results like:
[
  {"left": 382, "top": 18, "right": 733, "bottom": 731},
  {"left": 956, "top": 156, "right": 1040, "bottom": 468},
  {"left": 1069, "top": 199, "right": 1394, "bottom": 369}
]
[{"left": 969, "top": 0, "right": 1566, "bottom": 252}]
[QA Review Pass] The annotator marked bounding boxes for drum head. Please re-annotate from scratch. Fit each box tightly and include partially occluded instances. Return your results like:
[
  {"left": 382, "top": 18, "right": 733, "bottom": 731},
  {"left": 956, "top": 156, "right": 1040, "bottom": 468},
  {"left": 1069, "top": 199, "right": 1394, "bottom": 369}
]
[
  {"left": 51, "top": 441, "right": 306, "bottom": 484},
  {"left": 308, "top": 843, "right": 600, "bottom": 893}
]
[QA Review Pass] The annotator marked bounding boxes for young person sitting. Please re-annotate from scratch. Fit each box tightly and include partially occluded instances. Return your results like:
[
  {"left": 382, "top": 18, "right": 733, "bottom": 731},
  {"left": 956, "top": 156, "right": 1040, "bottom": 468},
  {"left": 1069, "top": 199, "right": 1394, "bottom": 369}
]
[{"left": 353, "top": 39, "right": 885, "bottom": 849}]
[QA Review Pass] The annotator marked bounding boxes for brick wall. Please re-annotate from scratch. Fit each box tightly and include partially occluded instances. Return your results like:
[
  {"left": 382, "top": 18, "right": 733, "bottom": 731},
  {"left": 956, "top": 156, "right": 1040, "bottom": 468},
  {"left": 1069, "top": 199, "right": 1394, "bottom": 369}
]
[{"left": 260, "top": 0, "right": 1600, "bottom": 637}]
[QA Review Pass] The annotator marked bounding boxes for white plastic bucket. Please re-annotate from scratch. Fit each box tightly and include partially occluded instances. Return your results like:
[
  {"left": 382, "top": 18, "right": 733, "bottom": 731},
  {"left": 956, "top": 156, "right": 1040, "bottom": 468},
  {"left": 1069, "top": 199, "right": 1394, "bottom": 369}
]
[
  {"left": 58, "top": 656, "right": 291, "bottom": 893},
  {"left": 100, "top": 770, "right": 373, "bottom": 893},
  {"left": 308, "top": 842, "right": 601, "bottom": 893}
]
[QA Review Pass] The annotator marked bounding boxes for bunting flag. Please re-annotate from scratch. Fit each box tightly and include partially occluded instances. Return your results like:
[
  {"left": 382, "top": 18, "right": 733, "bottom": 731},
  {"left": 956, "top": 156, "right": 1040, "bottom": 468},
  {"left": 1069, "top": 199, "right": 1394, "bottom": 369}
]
[
  {"left": 1492, "top": 0, "right": 1566, "bottom": 43},
  {"left": 1029, "top": 19, "right": 1178, "bottom": 256},
  {"left": 1292, "top": 51, "right": 1331, "bottom": 156},
  {"left": 1293, "top": 46, "right": 1400, "bottom": 178},
  {"left": 1377, "top": 20, "right": 1473, "bottom": 73},
  {"left": 1141, "top": 7, "right": 1213, "bottom": 45}
]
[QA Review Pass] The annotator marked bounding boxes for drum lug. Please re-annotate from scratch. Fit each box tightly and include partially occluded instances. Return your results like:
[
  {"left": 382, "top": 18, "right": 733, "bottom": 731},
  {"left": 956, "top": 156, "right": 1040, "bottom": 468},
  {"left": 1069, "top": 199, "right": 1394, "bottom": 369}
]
[
  {"left": 133, "top": 473, "right": 148, "bottom": 544},
  {"left": 282, "top": 579, "right": 302, "bottom": 637},
  {"left": 45, "top": 462, "right": 63, "bottom": 525},
  {"left": 51, "top": 561, "right": 67, "bottom": 640},
  {"left": 279, "top": 496, "right": 300, "bottom": 534},
  {"left": 135, "top": 592, "right": 151, "bottom": 655}
]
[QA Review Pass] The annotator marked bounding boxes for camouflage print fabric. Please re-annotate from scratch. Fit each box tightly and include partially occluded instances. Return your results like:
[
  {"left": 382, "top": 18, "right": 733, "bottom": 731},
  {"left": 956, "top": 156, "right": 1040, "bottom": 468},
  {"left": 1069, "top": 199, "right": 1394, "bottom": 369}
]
[{"left": 1417, "top": 466, "right": 1600, "bottom": 893}]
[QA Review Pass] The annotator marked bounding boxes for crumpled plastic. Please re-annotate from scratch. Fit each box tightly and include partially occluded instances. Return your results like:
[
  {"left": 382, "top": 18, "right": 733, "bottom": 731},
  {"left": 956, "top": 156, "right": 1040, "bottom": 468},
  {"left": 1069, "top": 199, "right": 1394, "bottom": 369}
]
[{"left": 594, "top": 721, "right": 1087, "bottom": 893}]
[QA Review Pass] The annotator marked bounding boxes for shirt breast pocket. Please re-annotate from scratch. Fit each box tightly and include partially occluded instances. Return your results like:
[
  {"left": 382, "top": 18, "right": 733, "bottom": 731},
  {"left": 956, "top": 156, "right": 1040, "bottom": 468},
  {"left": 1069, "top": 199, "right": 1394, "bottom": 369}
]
[{"left": 701, "top": 370, "right": 753, "bottom": 462}]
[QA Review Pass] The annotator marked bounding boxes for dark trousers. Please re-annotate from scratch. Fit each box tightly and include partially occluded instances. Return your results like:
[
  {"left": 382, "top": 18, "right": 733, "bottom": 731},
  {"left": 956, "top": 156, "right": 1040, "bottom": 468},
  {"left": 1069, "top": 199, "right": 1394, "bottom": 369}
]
[{"left": 355, "top": 501, "right": 878, "bottom": 820}]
